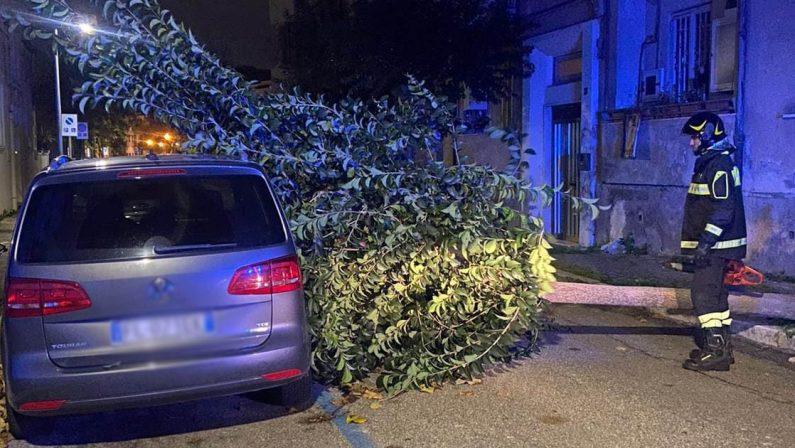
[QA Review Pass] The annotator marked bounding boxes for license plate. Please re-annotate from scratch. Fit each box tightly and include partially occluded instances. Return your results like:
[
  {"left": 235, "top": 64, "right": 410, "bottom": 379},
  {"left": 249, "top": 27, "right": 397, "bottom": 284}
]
[{"left": 110, "top": 313, "right": 214, "bottom": 345}]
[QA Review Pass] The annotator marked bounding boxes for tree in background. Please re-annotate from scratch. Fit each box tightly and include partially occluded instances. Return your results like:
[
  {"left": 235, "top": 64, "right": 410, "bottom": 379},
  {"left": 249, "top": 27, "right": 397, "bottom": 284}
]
[
  {"left": 85, "top": 111, "right": 133, "bottom": 156},
  {"left": 284, "top": 0, "right": 533, "bottom": 102}
]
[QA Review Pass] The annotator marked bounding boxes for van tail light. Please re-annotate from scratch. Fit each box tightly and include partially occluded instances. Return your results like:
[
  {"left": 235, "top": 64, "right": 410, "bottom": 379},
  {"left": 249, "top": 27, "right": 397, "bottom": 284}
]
[
  {"left": 228, "top": 256, "right": 303, "bottom": 295},
  {"left": 19, "top": 400, "right": 66, "bottom": 412},
  {"left": 262, "top": 368, "right": 302, "bottom": 382},
  {"left": 117, "top": 168, "right": 187, "bottom": 178},
  {"left": 5, "top": 278, "right": 92, "bottom": 318}
]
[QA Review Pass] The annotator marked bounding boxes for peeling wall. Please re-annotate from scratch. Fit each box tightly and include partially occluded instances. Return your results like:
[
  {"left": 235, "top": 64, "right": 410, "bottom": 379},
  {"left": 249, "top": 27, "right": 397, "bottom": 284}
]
[
  {"left": 457, "top": 134, "right": 511, "bottom": 170},
  {"left": 745, "top": 195, "right": 795, "bottom": 275},
  {"left": 597, "top": 110, "right": 795, "bottom": 275},
  {"left": 596, "top": 114, "right": 736, "bottom": 254},
  {"left": 596, "top": 184, "right": 685, "bottom": 254}
]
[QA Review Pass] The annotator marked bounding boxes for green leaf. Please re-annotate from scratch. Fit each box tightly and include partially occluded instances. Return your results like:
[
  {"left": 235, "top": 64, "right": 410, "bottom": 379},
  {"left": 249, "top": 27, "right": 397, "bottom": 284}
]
[
  {"left": 441, "top": 203, "right": 460, "bottom": 219},
  {"left": 488, "top": 128, "right": 507, "bottom": 140},
  {"left": 79, "top": 96, "right": 90, "bottom": 114},
  {"left": 341, "top": 367, "right": 353, "bottom": 384}
]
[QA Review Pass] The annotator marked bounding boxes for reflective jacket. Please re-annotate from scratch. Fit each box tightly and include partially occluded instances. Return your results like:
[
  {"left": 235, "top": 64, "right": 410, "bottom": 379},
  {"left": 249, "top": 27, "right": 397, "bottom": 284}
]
[{"left": 681, "top": 142, "right": 747, "bottom": 260}]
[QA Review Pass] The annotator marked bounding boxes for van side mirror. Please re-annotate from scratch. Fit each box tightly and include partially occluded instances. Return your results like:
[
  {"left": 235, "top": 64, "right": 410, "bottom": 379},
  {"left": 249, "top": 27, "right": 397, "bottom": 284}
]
[{"left": 0, "top": 243, "right": 7, "bottom": 254}]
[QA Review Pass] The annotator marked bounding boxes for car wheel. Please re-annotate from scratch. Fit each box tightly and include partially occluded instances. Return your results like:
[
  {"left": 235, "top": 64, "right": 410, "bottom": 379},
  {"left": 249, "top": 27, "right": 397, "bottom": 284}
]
[
  {"left": 248, "top": 374, "right": 313, "bottom": 410},
  {"left": 5, "top": 401, "right": 55, "bottom": 441}
]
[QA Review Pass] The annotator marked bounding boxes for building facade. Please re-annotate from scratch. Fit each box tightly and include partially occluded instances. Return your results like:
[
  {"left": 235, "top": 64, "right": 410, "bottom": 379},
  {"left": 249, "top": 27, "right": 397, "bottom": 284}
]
[
  {"left": 0, "top": 23, "right": 46, "bottom": 214},
  {"left": 519, "top": 0, "right": 795, "bottom": 276}
]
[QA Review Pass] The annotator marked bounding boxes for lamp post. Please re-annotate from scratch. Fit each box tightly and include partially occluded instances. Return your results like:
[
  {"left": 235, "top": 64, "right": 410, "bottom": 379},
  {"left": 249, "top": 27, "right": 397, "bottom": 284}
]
[
  {"left": 54, "top": 20, "right": 96, "bottom": 158},
  {"left": 54, "top": 28, "right": 63, "bottom": 157}
]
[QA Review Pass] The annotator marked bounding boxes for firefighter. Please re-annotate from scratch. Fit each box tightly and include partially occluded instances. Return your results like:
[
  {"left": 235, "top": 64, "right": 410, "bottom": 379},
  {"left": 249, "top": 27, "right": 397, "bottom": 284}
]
[{"left": 680, "top": 112, "right": 747, "bottom": 371}]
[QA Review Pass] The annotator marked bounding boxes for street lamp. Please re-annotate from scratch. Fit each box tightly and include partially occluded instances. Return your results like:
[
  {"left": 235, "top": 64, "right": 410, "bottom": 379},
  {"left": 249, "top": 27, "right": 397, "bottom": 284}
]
[
  {"left": 54, "top": 19, "right": 97, "bottom": 158},
  {"left": 77, "top": 22, "right": 96, "bottom": 35}
]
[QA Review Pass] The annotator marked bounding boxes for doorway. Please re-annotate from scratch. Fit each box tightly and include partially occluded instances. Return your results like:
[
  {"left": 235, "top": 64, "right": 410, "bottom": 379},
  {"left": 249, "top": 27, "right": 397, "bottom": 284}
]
[{"left": 551, "top": 103, "right": 581, "bottom": 242}]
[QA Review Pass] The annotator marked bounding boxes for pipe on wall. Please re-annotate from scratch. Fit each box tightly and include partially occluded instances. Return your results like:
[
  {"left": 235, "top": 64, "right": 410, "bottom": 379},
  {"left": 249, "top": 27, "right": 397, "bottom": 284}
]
[{"left": 733, "top": 0, "right": 747, "bottom": 175}]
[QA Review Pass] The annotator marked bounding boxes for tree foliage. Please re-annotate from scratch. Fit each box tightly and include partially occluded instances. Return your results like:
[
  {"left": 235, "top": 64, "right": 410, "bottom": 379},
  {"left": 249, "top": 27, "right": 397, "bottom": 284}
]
[
  {"left": 283, "top": 0, "right": 533, "bottom": 102},
  {"left": 3, "top": 0, "right": 603, "bottom": 392}
]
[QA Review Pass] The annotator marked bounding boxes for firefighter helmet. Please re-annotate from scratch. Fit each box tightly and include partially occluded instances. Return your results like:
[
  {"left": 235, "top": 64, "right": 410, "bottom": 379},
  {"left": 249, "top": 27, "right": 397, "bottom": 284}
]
[{"left": 682, "top": 112, "right": 726, "bottom": 153}]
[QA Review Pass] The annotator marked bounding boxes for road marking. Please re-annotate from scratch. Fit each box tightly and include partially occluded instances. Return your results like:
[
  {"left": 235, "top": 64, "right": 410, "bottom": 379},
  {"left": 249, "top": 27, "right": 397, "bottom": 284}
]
[{"left": 314, "top": 384, "right": 375, "bottom": 448}]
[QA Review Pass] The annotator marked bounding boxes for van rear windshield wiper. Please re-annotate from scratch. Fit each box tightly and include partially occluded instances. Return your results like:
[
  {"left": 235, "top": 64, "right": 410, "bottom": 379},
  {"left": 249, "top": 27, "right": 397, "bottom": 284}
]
[{"left": 153, "top": 243, "right": 238, "bottom": 254}]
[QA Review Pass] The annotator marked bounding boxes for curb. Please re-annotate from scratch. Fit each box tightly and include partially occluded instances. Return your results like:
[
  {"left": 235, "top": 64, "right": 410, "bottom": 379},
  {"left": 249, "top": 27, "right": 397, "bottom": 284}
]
[
  {"left": 647, "top": 308, "right": 795, "bottom": 355},
  {"left": 548, "top": 282, "right": 795, "bottom": 355}
]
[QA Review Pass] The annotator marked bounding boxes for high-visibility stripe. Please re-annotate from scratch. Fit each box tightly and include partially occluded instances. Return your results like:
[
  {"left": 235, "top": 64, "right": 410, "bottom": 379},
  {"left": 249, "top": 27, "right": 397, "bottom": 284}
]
[
  {"left": 689, "top": 120, "right": 708, "bottom": 132},
  {"left": 714, "top": 238, "right": 747, "bottom": 249},
  {"left": 698, "top": 310, "right": 731, "bottom": 324},
  {"left": 699, "top": 310, "right": 730, "bottom": 329},
  {"left": 712, "top": 171, "right": 729, "bottom": 199},
  {"left": 722, "top": 318, "right": 733, "bottom": 326},
  {"left": 731, "top": 166, "right": 741, "bottom": 186},
  {"left": 688, "top": 183, "right": 710, "bottom": 195},
  {"left": 681, "top": 238, "right": 747, "bottom": 250},
  {"left": 705, "top": 224, "right": 723, "bottom": 237}
]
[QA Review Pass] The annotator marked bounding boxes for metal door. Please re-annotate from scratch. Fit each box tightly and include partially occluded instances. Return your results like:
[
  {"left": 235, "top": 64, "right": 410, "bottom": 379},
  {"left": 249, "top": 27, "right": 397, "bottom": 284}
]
[{"left": 551, "top": 105, "right": 581, "bottom": 242}]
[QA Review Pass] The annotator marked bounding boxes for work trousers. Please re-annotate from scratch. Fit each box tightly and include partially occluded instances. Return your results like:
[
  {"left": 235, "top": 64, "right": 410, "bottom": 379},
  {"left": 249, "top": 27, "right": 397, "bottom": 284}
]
[{"left": 691, "top": 256, "right": 732, "bottom": 328}]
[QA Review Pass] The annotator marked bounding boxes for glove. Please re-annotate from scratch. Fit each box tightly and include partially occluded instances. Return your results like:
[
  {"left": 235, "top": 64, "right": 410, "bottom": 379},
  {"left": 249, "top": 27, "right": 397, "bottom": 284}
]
[{"left": 693, "top": 242, "right": 711, "bottom": 267}]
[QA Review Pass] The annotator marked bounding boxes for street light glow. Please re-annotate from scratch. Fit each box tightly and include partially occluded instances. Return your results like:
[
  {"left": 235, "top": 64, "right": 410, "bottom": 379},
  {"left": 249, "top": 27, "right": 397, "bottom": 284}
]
[
  {"left": 145, "top": 139, "right": 154, "bottom": 146},
  {"left": 78, "top": 23, "right": 96, "bottom": 35},
  {"left": 164, "top": 133, "right": 173, "bottom": 141}
]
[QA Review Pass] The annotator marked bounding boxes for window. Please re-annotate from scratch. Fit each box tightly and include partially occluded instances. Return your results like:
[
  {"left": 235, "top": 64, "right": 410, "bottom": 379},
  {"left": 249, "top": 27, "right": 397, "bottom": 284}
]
[
  {"left": 671, "top": 7, "right": 711, "bottom": 101},
  {"left": 554, "top": 53, "right": 582, "bottom": 84},
  {"left": 17, "top": 175, "right": 287, "bottom": 263},
  {"left": 669, "top": 3, "right": 738, "bottom": 102},
  {"left": 710, "top": 7, "right": 737, "bottom": 93}
]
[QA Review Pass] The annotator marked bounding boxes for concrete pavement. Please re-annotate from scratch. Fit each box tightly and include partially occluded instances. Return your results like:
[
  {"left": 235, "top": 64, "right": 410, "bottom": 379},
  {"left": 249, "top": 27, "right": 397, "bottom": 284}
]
[{"left": 7, "top": 304, "right": 794, "bottom": 447}]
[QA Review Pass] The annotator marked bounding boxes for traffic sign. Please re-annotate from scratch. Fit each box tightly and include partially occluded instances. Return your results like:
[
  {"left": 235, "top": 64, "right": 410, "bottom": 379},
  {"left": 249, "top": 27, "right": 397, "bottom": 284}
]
[
  {"left": 77, "top": 122, "right": 89, "bottom": 140},
  {"left": 61, "top": 114, "right": 78, "bottom": 137}
]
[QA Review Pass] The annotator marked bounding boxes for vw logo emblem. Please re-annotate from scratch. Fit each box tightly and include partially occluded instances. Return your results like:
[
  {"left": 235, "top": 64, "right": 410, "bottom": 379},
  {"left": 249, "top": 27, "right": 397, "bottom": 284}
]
[{"left": 147, "top": 277, "right": 174, "bottom": 303}]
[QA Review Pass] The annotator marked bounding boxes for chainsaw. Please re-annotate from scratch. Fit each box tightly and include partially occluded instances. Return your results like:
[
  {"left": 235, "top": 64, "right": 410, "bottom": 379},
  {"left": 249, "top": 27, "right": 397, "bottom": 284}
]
[{"left": 668, "top": 259, "right": 765, "bottom": 286}]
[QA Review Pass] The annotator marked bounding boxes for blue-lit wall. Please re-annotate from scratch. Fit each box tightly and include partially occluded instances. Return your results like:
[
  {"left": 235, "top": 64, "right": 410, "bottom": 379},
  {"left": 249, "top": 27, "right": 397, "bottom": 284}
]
[
  {"left": 596, "top": 114, "right": 736, "bottom": 254},
  {"left": 739, "top": 0, "right": 795, "bottom": 274},
  {"left": 594, "top": 0, "right": 795, "bottom": 275}
]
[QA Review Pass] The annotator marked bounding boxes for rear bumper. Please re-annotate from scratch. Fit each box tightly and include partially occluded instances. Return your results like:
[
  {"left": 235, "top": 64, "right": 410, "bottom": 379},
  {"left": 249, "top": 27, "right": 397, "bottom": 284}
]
[{"left": 4, "top": 324, "right": 311, "bottom": 416}]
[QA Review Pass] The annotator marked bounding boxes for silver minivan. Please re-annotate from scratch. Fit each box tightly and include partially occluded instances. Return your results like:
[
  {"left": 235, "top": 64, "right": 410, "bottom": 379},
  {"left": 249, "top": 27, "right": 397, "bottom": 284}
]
[{"left": 1, "top": 155, "right": 311, "bottom": 439}]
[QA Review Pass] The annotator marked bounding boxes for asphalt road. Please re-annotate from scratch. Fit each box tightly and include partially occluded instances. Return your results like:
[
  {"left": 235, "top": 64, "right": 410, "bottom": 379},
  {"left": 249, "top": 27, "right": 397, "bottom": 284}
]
[{"left": 2, "top": 219, "right": 795, "bottom": 448}]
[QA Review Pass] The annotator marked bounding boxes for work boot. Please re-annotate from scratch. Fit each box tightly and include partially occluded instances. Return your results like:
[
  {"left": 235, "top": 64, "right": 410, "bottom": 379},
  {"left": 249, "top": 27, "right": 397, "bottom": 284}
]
[
  {"left": 723, "top": 325, "right": 734, "bottom": 363},
  {"left": 689, "top": 326, "right": 735, "bottom": 364},
  {"left": 683, "top": 327, "right": 731, "bottom": 371}
]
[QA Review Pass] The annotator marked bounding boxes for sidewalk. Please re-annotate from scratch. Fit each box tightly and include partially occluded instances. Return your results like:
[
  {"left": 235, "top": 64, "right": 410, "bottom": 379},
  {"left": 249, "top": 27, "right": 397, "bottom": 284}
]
[{"left": 550, "top": 249, "right": 795, "bottom": 354}]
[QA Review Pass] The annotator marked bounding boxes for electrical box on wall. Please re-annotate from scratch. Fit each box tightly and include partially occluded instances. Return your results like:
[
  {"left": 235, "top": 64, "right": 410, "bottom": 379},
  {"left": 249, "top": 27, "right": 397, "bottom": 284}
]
[{"left": 641, "top": 69, "right": 664, "bottom": 102}]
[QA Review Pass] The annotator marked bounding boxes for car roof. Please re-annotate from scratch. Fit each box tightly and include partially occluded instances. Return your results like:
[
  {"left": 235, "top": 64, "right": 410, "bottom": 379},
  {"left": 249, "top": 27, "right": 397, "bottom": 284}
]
[{"left": 43, "top": 154, "right": 262, "bottom": 176}]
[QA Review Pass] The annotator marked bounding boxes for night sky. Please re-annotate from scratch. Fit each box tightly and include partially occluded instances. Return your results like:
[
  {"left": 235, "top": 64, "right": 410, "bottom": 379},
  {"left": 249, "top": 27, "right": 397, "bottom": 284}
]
[{"left": 158, "top": 0, "right": 275, "bottom": 71}]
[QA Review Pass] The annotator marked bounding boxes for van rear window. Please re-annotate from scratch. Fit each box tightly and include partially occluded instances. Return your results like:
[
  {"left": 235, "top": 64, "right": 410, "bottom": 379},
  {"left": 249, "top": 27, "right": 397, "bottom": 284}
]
[{"left": 17, "top": 174, "right": 287, "bottom": 263}]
